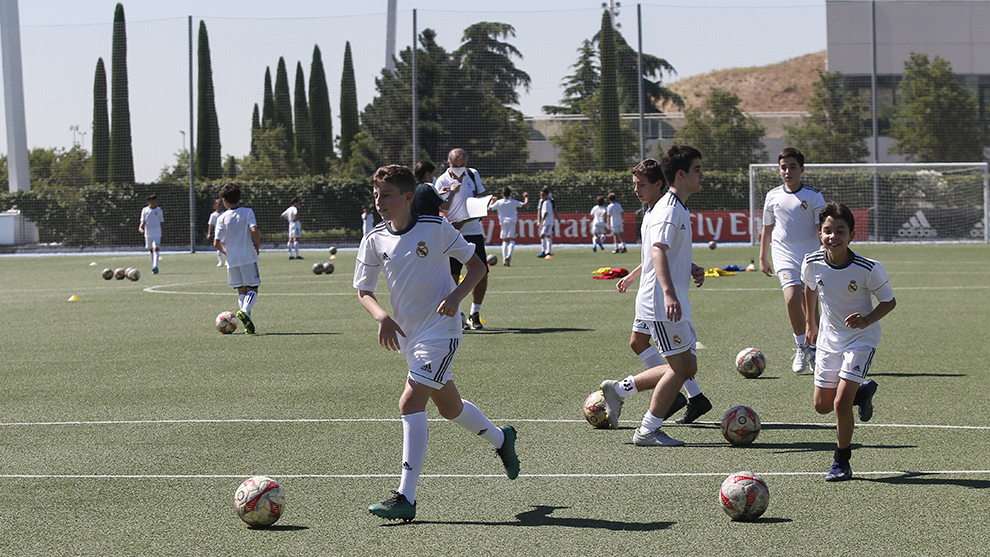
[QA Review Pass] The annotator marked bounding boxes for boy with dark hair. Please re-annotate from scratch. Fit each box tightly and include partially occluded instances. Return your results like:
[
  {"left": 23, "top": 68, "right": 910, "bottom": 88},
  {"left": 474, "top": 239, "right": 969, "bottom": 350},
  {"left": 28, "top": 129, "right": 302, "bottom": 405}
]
[
  {"left": 802, "top": 201, "right": 895, "bottom": 481},
  {"left": 537, "top": 187, "right": 555, "bottom": 259},
  {"left": 139, "top": 193, "right": 164, "bottom": 274},
  {"left": 413, "top": 160, "right": 449, "bottom": 217},
  {"left": 760, "top": 147, "right": 826, "bottom": 372},
  {"left": 280, "top": 197, "right": 302, "bottom": 260},
  {"left": 487, "top": 186, "right": 528, "bottom": 266},
  {"left": 214, "top": 183, "right": 261, "bottom": 334},
  {"left": 606, "top": 192, "right": 626, "bottom": 253},
  {"left": 354, "top": 164, "right": 519, "bottom": 522},
  {"left": 590, "top": 196, "right": 608, "bottom": 252}
]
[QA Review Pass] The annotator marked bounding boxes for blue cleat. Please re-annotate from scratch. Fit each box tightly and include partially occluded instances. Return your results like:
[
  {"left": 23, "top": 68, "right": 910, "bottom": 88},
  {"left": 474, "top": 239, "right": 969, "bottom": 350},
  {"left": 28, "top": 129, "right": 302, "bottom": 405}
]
[
  {"left": 368, "top": 492, "right": 416, "bottom": 521},
  {"left": 824, "top": 460, "right": 852, "bottom": 482},
  {"left": 495, "top": 425, "right": 520, "bottom": 480}
]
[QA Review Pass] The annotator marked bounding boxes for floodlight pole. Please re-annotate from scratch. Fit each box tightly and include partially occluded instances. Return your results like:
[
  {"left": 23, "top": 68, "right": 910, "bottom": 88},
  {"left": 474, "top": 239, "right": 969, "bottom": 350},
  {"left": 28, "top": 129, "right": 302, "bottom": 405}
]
[
  {"left": 411, "top": 9, "right": 418, "bottom": 167},
  {"left": 870, "top": 0, "right": 880, "bottom": 240},
  {"left": 636, "top": 4, "right": 645, "bottom": 162},
  {"left": 187, "top": 16, "right": 196, "bottom": 253}
]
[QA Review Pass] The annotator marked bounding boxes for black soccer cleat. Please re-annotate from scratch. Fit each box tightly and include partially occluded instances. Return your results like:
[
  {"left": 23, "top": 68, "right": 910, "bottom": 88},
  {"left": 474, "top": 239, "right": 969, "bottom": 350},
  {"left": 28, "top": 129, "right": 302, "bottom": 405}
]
[{"left": 674, "top": 393, "right": 712, "bottom": 424}]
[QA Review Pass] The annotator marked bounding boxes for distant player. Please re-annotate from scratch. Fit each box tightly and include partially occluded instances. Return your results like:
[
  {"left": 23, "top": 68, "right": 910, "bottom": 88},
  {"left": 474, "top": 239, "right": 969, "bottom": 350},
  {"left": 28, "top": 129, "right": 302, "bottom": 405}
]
[
  {"left": 802, "top": 201, "right": 895, "bottom": 481},
  {"left": 354, "top": 164, "right": 519, "bottom": 522},
  {"left": 759, "top": 147, "right": 826, "bottom": 372},
  {"left": 606, "top": 192, "right": 626, "bottom": 253},
  {"left": 536, "top": 187, "right": 555, "bottom": 259},
  {"left": 214, "top": 183, "right": 261, "bottom": 335},
  {"left": 361, "top": 205, "right": 375, "bottom": 237},
  {"left": 281, "top": 197, "right": 302, "bottom": 260},
  {"left": 487, "top": 186, "right": 528, "bottom": 266},
  {"left": 207, "top": 198, "right": 225, "bottom": 267},
  {"left": 590, "top": 196, "right": 608, "bottom": 252},
  {"left": 139, "top": 193, "right": 164, "bottom": 274},
  {"left": 413, "top": 161, "right": 449, "bottom": 217}
]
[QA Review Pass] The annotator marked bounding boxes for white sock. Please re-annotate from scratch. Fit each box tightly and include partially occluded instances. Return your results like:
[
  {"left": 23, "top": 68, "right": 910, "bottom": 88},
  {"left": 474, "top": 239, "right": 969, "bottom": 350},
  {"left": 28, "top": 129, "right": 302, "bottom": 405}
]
[
  {"left": 638, "top": 346, "right": 665, "bottom": 369},
  {"left": 638, "top": 411, "right": 664, "bottom": 435},
  {"left": 287, "top": 241, "right": 293, "bottom": 255},
  {"left": 152, "top": 251, "right": 159, "bottom": 266},
  {"left": 502, "top": 242, "right": 509, "bottom": 261},
  {"left": 618, "top": 375, "right": 638, "bottom": 398},
  {"left": 507, "top": 241, "right": 515, "bottom": 259},
  {"left": 242, "top": 290, "right": 257, "bottom": 314},
  {"left": 237, "top": 294, "right": 245, "bottom": 311},
  {"left": 546, "top": 238, "right": 553, "bottom": 254},
  {"left": 794, "top": 333, "right": 806, "bottom": 347},
  {"left": 470, "top": 303, "right": 481, "bottom": 316},
  {"left": 397, "top": 412, "right": 428, "bottom": 505},
  {"left": 449, "top": 400, "right": 504, "bottom": 448},
  {"left": 293, "top": 241, "right": 300, "bottom": 258},
  {"left": 217, "top": 251, "right": 223, "bottom": 263},
  {"left": 683, "top": 378, "right": 702, "bottom": 398}
]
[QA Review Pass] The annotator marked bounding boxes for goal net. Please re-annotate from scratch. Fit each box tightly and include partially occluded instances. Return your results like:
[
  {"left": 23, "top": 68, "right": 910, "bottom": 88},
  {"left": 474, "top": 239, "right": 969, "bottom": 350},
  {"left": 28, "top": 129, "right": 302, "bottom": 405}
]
[{"left": 749, "top": 163, "right": 989, "bottom": 243}]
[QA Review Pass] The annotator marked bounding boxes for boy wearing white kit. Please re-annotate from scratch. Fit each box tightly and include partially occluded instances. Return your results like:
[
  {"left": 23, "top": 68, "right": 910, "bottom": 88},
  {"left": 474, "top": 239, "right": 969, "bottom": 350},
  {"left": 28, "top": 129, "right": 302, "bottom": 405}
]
[
  {"left": 487, "top": 186, "right": 528, "bottom": 266},
  {"left": 606, "top": 192, "right": 626, "bottom": 253},
  {"left": 537, "top": 187, "right": 555, "bottom": 259},
  {"left": 354, "top": 165, "right": 519, "bottom": 522},
  {"left": 590, "top": 196, "right": 608, "bottom": 252},
  {"left": 802, "top": 201, "right": 894, "bottom": 481},
  {"left": 214, "top": 183, "right": 261, "bottom": 335},
  {"left": 207, "top": 199, "right": 225, "bottom": 266},
  {"left": 281, "top": 197, "right": 302, "bottom": 260},
  {"left": 760, "top": 147, "right": 826, "bottom": 372},
  {"left": 139, "top": 193, "right": 164, "bottom": 274}
]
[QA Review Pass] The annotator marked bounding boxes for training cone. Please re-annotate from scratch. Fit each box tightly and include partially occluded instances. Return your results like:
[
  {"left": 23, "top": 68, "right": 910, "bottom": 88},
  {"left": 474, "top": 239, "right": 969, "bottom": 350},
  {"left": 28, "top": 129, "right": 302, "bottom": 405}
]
[{"left": 67, "top": 295, "right": 80, "bottom": 301}]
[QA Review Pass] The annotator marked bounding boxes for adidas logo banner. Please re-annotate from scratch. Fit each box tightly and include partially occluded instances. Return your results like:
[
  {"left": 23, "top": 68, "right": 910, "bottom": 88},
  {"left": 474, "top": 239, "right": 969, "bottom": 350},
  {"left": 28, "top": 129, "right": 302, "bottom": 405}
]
[
  {"left": 898, "top": 210, "right": 936, "bottom": 238},
  {"left": 881, "top": 208, "right": 984, "bottom": 241}
]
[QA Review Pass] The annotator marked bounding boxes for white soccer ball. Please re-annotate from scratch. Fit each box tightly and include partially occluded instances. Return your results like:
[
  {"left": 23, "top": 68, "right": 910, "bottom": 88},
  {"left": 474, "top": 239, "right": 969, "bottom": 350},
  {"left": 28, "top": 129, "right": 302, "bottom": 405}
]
[
  {"left": 126, "top": 268, "right": 141, "bottom": 281},
  {"left": 582, "top": 390, "right": 611, "bottom": 429},
  {"left": 312, "top": 263, "right": 324, "bottom": 275},
  {"left": 735, "top": 347, "right": 766, "bottom": 378},
  {"left": 114, "top": 267, "right": 127, "bottom": 280},
  {"left": 328, "top": 245, "right": 338, "bottom": 255},
  {"left": 719, "top": 471, "right": 769, "bottom": 521},
  {"left": 215, "top": 311, "right": 238, "bottom": 334},
  {"left": 322, "top": 262, "right": 334, "bottom": 274},
  {"left": 101, "top": 268, "right": 114, "bottom": 280},
  {"left": 487, "top": 253, "right": 498, "bottom": 266},
  {"left": 234, "top": 475, "right": 285, "bottom": 528},
  {"left": 721, "top": 405, "right": 761, "bottom": 446}
]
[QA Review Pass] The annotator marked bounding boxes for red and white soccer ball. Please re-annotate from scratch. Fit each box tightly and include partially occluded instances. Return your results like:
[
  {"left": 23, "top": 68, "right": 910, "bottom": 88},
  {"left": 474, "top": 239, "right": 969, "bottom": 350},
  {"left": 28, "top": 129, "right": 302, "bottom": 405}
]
[
  {"left": 719, "top": 471, "right": 769, "bottom": 521},
  {"left": 582, "top": 390, "right": 611, "bottom": 429},
  {"left": 721, "top": 405, "right": 761, "bottom": 446},
  {"left": 312, "top": 262, "right": 324, "bottom": 275},
  {"left": 101, "top": 268, "right": 114, "bottom": 280},
  {"left": 735, "top": 347, "right": 766, "bottom": 378},
  {"left": 114, "top": 267, "right": 127, "bottom": 280},
  {"left": 234, "top": 475, "right": 285, "bottom": 528},
  {"left": 126, "top": 268, "right": 141, "bottom": 281},
  {"left": 322, "top": 262, "right": 334, "bottom": 275},
  {"left": 215, "top": 311, "right": 238, "bottom": 334}
]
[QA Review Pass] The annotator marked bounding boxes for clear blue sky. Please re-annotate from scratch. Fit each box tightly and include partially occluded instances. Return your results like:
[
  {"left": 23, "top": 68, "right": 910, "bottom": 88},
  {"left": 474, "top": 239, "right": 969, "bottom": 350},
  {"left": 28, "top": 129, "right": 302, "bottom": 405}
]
[{"left": 7, "top": 1, "right": 827, "bottom": 180}]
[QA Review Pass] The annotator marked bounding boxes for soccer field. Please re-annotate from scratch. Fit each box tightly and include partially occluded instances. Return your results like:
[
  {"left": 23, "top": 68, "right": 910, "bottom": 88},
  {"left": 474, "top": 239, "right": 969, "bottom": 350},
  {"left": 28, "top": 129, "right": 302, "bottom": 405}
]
[{"left": 1, "top": 243, "right": 988, "bottom": 556}]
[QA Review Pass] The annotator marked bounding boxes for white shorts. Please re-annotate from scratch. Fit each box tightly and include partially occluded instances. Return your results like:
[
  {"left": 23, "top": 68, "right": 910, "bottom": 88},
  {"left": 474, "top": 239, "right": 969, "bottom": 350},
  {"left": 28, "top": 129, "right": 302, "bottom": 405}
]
[
  {"left": 227, "top": 262, "right": 261, "bottom": 289},
  {"left": 632, "top": 318, "right": 697, "bottom": 357},
  {"left": 500, "top": 217, "right": 518, "bottom": 239},
  {"left": 814, "top": 346, "right": 876, "bottom": 389},
  {"left": 776, "top": 267, "right": 803, "bottom": 289},
  {"left": 288, "top": 222, "right": 301, "bottom": 239},
  {"left": 592, "top": 222, "right": 607, "bottom": 235},
  {"left": 145, "top": 235, "right": 161, "bottom": 250},
  {"left": 610, "top": 223, "right": 624, "bottom": 234},
  {"left": 405, "top": 338, "right": 459, "bottom": 390},
  {"left": 539, "top": 220, "right": 554, "bottom": 237}
]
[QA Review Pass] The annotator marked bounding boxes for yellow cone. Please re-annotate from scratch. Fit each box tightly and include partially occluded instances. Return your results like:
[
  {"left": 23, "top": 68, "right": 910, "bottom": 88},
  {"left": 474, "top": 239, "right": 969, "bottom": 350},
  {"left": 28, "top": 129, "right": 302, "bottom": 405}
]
[{"left": 68, "top": 295, "right": 80, "bottom": 301}]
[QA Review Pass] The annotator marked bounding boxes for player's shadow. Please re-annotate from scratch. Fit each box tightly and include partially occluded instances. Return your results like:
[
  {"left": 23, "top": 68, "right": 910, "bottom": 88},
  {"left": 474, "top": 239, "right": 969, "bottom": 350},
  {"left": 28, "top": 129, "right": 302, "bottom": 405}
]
[
  {"left": 387, "top": 505, "right": 672, "bottom": 531},
  {"left": 869, "top": 371, "right": 966, "bottom": 378},
  {"left": 861, "top": 471, "right": 990, "bottom": 489},
  {"left": 476, "top": 327, "right": 593, "bottom": 335},
  {"left": 257, "top": 332, "right": 341, "bottom": 336},
  {"left": 247, "top": 524, "right": 310, "bottom": 532}
]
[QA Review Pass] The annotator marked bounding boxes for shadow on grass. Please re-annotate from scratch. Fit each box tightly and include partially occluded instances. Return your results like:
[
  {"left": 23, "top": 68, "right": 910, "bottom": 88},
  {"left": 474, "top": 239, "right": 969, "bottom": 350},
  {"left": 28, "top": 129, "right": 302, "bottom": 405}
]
[
  {"left": 862, "top": 472, "right": 990, "bottom": 489},
  {"left": 248, "top": 524, "right": 310, "bottom": 531},
  {"left": 869, "top": 372, "right": 966, "bottom": 378},
  {"left": 255, "top": 332, "right": 342, "bottom": 336},
  {"left": 385, "top": 505, "right": 673, "bottom": 531},
  {"left": 468, "top": 327, "right": 593, "bottom": 335}
]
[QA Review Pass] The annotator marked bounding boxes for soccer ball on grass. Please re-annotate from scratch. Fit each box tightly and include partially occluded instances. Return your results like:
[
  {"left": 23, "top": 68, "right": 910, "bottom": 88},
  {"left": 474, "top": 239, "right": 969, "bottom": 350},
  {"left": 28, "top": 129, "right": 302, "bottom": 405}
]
[
  {"left": 487, "top": 253, "right": 498, "bottom": 266},
  {"left": 126, "top": 268, "right": 141, "bottom": 281},
  {"left": 582, "top": 390, "right": 612, "bottom": 429},
  {"left": 721, "top": 405, "right": 761, "bottom": 445},
  {"left": 101, "top": 268, "right": 114, "bottom": 280},
  {"left": 735, "top": 348, "right": 766, "bottom": 378},
  {"left": 312, "top": 263, "right": 324, "bottom": 275},
  {"left": 234, "top": 475, "right": 285, "bottom": 528},
  {"left": 114, "top": 268, "right": 127, "bottom": 280},
  {"left": 215, "top": 311, "right": 238, "bottom": 334},
  {"left": 719, "top": 471, "right": 769, "bottom": 521},
  {"left": 322, "top": 262, "right": 334, "bottom": 274}
]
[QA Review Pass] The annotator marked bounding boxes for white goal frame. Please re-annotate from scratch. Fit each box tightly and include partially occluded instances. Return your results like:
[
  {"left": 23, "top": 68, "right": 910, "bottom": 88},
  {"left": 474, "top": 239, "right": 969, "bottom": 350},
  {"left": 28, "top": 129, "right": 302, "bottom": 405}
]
[{"left": 748, "top": 162, "right": 990, "bottom": 244}]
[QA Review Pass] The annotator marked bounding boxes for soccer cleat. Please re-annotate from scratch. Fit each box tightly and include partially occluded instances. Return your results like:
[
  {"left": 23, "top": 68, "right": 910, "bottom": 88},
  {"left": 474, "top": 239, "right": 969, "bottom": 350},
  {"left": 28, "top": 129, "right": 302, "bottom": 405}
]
[
  {"left": 368, "top": 491, "right": 416, "bottom": 521},
  {"left": 855, "top": 379, "right": 878, "bottom": 422},
  {"left": 620, "top": 247, "right": 627, "bottom": 253},
  {"left": 633, "top": 428, "right": 685, "bottom": 447},
  {"left": 664, "top": 393, "right": 688, "bottom": 420},
  {"left": 217, "top": 262, "right": 224, "bottom": 267},
  {"left": 236, "top": 310, "right": 255, "bottom": 334},
  {"left": 461, "top": 312, "right": 470, "bottom": 331},
  {"left": 296, "top": 255, "right": 304, "bottom": 260},
  {"left": 469, "top": 312, "right": 484, "bottom": 330},
  {"left": 792, "top": 344, "right": 810, "bottom": 373},
  {"left": 612, "top": 248, "right": 620, "bottom": 253},
  {"left": 289, "top": 256, "right": 295, "bottom": 260},
  {"left": 152, "top": 266, "right": 159, "bottom": 274},
  {"left": 537, "top": 252, "right": 546, "bottom": 258},
  {"left": 824, "top": 460, "right": 852, "bottom": 482},
  {"left": 495, "top": 425, "right": 520, "bottom": 479},
  {"left": 504, "top": 256, "right": 511, "bottom": 267},
  {"left": 592, "top": 244, "right": 597, "bottom": 252},
  {"left": 674, "top": 393, "right": 713, "bottom": 424},
  {"left": 600, "top": 380, "right": 624, "bottom": 429}
]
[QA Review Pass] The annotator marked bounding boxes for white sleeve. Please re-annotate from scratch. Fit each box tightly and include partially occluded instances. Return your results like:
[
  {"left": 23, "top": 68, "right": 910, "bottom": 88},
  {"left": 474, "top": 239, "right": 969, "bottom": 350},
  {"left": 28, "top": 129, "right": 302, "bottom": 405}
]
[{"left": 352, "top": 234, "right": 381, "bottom": 291}]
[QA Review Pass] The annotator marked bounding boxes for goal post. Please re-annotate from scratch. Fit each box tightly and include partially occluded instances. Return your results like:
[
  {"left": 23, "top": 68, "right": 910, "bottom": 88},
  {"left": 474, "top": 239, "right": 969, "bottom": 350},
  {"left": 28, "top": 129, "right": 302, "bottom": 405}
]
[{"left": 748, "top": 163, "right": 990, "bottom": 244}]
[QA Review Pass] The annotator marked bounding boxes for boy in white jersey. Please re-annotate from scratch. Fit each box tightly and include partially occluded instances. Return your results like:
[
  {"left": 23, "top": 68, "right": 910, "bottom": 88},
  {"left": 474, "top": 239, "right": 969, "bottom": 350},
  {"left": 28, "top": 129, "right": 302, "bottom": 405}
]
[
  {"left": 606, "top": 192, "right": 627, "bottom": 253},
  {"left": 487, "top": 186, "right": 528, "bottom": 266},
  {"left": 759, "top": 148, "right": 827, "bottom": 372},
  {"left": 600, "top": 158, "right": 711, "bottom": 430},
  {"left": 214, "top": 183, "right": 261, "bottom": 335},
  {"left": 207, "top": 199, "right": 225, "bottom": 266},
  {"left": 537, "top": 187, "right": 555, "bottom": 258},
  {"left": 802, "top": 202, "right": 895, "bottom": 481},
  {"left": 139, "top": 193, "right": 164, "bottom": 274},
  {"left": 280, "top": 197, "right": 302, "bottom": 260},
  {"left": 590, "top": 196, "right": 608, "bottom": 252},
  {"left": 354, "top": 165, "right": 519, "bottom": 522}
]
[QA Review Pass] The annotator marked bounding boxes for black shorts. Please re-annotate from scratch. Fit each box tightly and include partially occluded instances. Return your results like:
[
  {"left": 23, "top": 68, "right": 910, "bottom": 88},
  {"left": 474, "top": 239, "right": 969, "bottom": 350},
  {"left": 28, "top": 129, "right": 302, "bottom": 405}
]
[{"left": 450, "top": 234, "right": 488, "bottom": 276}]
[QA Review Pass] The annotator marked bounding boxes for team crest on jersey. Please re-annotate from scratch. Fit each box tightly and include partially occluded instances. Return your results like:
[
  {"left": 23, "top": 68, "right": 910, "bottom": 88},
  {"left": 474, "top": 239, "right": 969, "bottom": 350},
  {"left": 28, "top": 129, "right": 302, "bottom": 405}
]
[
  {"left": 848, "top": 280, "right": 858, "bottom": 292},
  {"left": 417, "top": 241, "right": 429, "bottom": 258},
  {"left": 673, "top": 335, "right": 682, "bottom": 345},
  {"left": 801, "top": 200, "right": 808, "bottom": 210},
  {"left": 780, "top": 271, "right": 792, "bottom": 282}
]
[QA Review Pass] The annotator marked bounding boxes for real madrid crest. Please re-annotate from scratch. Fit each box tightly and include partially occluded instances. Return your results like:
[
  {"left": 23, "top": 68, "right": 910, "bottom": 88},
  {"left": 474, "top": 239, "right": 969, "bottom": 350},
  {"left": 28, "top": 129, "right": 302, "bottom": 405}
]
[
  {"left": 416, "top": 241, "right": 429, "bottom": 258},
  {"left": 673, "top": 335, "right": 682, "bottom": 345},
  {"left": 801, "top": 200, "right": 808, "bottom": 210},
  {"left": 848, "top": 280, "right": 858, "bottom": 292}
]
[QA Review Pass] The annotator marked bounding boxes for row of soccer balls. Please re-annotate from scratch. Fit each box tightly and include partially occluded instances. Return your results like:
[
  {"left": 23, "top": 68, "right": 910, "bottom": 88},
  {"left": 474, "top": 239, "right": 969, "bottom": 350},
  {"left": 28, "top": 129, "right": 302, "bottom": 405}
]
[
  {"left": 233, "top": 470, "right": 769, "bottom": 527},
  {"left": 101, "top": 267, "right": 140, "bottom": 281},
  {"left": 311, "top": 262, "right": 336, "bottom": 275}
]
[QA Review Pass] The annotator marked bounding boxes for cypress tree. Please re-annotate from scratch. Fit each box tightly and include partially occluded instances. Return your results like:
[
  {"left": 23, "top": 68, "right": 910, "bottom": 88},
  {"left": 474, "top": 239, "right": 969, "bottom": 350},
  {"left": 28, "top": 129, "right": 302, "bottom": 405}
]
[
  {"left": 196, "top": 21, "right": 222, "bottom": 180},
  {"left": 339, "top": 41, "right": 359, "bottom": 164},
  {"left": 293, "top": 62, "right": 313, "bottom": 172},
  {"left": 262, "top": 68, "right": 274, "bottom": 127},
  {"left": 109, "top": 3, "right": 134, "bottom": 183},
  {"left": 250, "top": 103, "right": 260, "bottom": 159},
  {"left": 92, "top": 57, "right": 110, "bottom": 184},
  {"left": 308, "top": 44, "right": 334, "bottom": 174},
  {"left": 273, "top": 57, "right": 294, "bottom": 149},
  {"left": 598, "top": 10, "right": 622, "bottom": 171}
]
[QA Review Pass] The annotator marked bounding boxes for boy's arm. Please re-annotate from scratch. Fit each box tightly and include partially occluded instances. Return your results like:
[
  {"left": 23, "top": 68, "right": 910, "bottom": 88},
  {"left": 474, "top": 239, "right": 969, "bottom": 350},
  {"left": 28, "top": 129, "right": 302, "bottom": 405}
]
[
  {"left": 846, "top": 298, "right": 896, "bottom": 330},
  {"left": 803, "top": 285, "right": 819, "bottom": 345},
  {"left": 616, "top": 264, "right": 642, "bottom": 294},
  {"left": 438, "top": 253, "right": 485, "bottom": 316},
  {"left": 251, "top": 225, "right": 261, "bottom": 254},
  {"left": 358, "top": 289, "right": 405, "bottom": 351},
  {"left": 521, "top": 193, "right": 529, "bottom": 208},
  {"left": 758, "top": 224, "right": 774, "bottom": 276},
  {"left": 213, "top": 237, "right": 224, "bottom": 253},
  {"left": 651, "top": 243, "right": 683, "bottom": 322}
]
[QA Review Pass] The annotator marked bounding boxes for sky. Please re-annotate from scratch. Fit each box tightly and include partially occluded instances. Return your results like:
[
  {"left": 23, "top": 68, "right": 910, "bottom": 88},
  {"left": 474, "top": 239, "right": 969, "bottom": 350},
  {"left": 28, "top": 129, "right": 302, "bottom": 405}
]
[{"left": 4, "top": 1, "right": 828, "bottom": 181}]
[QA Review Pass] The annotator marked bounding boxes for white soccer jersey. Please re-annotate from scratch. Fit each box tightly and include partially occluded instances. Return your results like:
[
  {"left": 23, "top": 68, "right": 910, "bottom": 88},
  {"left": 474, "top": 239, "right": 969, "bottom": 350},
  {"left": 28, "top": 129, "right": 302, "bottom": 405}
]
[
  {"left": 606, "top": 202, "right": 624, "bottom": 230},
  {"left": 590, "top": 205, "right": 607, "bottom": 225},
  {"left": 215, "top": 206, "right": 259, "bottom": 268},
  {"left": 362, "top": 213, "right": 375, "bottom": 237},
  {"left": 491, "top": 198, "right": 524, "bottom": 222},
  {"left": 636, "top": 192, "right": 693, "bottom": 322},
  {"left": 353, "top": 215, "right": 476, "bottom": 352},
  {"left": 763, "top": 183, "right": 826, "bottom": 270},
  {"left": 435, "top": 168, "right": 485, "bottom": 236},
  {"left": 141, "top": 206, "right": 164, "bottom": 237},
  {"left": 538, "top": 198, "right": 555, "bottom": 224},
  {"left": 802, "top": 249, "right": 894, "bottom": 353},
  {"left": 208, "top": 210, "right": 221, "bottom": 227}
]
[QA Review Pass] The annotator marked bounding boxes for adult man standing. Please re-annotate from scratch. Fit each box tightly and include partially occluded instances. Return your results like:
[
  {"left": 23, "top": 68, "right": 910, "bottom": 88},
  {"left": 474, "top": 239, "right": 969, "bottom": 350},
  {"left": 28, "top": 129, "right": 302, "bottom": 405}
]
[{"left": 434, "top": 148, "right": 490, "bottom": 330}]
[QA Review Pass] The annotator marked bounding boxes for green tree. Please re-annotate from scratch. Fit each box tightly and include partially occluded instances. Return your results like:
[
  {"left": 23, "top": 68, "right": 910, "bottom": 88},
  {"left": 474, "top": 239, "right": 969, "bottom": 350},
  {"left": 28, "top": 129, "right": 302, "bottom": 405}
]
[
  {"left": 339, "top": 42, "right": 359, "bottom": 164},
  {"left": 223, "top": 155, "right": 240, "bottom": 179},
  {"left": 250, "top": 103, "right": 260, "bottom": 159},
  {"left": 293, "top": 61, "right": 313, "bottom": 173},
  {"left": 196, "top": 21, "right": 222, "bottom": 180},
  {"left": 92, "top": 57, "right": 109, "bottom": 184},
  {"left": 889, "top": 53, "right": 987, "bottom": 162},
  {"left": 454, "top": 22, "right": 531, "bottom": 106},
  {"left": 309, "top": 44, "right": 335, "bottom": 174},
  {"left": 273, "top": 57, "right": 294, "bottom": 149},
  {"left": 337, "top": 130, "right": 381, "bottom": 181},
  {"left": 109, "top": 3, "right": 134, "bottom": 184},
  {"left": 543, "top": 39, "right": 598, "bottom": 115},
  {"left": 29, "top": 147, "right": 92, "bottom": 190},
  {"left": 262, "top": 67, "right": 274, "bottom": 126},
  {"left": 550, "top": 120, "right": 597, "bottom": 172},
  {"left": 674, "top": 88, "right": 767, "bottom": 171},
  {"left": 784, "top": 70, "right": 870, "bottom": 163},
  {"left": 238, "top": 126, "right": 306, "bottom": 180},
  {"left": 598, "top": 11, "right": 623, "bottom": 171},
  {"left": 158, "top": 149, "right": 189, "bottom": 183}
]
